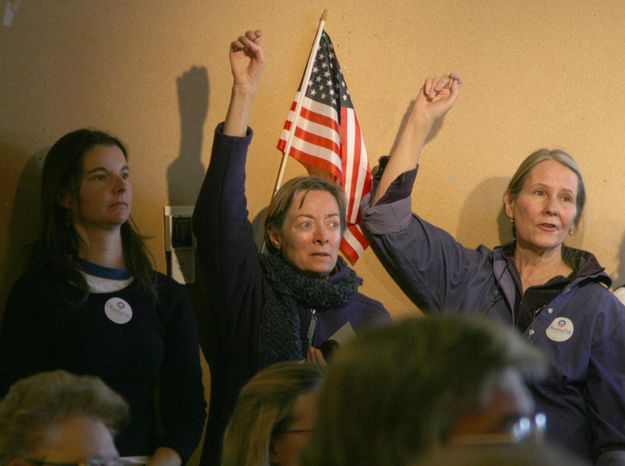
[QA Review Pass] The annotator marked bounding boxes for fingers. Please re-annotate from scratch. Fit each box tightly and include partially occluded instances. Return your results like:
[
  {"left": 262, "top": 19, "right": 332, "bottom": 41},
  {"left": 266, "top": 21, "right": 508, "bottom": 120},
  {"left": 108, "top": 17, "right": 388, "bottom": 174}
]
[
  {"left": 307, "top": 346, "right": 327, "bottom": 366},
  {"left": 231, "top": 29, "right": 263, "bottom": 53},
  {"left": 246, "top": 29, "right": 263, "bottom": 44},
  {"left": 422, "top": 73, "right": 463, "bottom": 101}
]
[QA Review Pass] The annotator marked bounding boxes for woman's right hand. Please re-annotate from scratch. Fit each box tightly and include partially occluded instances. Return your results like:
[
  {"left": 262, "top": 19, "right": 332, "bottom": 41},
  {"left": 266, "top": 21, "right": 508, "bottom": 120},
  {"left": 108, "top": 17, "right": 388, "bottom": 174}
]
[
  {"left": 229, "top": 30, "right": 265, "bottom": 95},
  {"left": 224, "top": 29, "right": 265, "bottom": 136},
  {"left": 371, "top": 73, "right": 462, "bottom": 205}
]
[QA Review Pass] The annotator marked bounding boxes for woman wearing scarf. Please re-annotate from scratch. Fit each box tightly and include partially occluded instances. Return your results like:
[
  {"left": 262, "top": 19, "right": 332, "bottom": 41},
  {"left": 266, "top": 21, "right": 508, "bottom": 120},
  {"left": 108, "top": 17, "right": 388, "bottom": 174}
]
[{"left": 192, "top": 30, "right": 389, "bottom": 466}]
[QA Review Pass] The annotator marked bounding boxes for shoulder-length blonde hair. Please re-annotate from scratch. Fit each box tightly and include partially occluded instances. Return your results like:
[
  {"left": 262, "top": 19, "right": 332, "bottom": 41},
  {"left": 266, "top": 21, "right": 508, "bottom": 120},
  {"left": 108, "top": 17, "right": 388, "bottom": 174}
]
[{"left": 221, "top": 362, "right": 324, "bottom": 466}]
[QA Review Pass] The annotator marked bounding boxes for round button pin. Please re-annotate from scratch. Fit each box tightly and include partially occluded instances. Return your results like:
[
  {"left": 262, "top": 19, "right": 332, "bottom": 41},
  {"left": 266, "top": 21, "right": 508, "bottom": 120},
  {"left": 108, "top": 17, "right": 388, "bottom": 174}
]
[
  {"left": 104, "top": 297, "right": 133, "bottom": 325},
  {"left": 546, "top": 317, "right": 574, "bottom": 342}
]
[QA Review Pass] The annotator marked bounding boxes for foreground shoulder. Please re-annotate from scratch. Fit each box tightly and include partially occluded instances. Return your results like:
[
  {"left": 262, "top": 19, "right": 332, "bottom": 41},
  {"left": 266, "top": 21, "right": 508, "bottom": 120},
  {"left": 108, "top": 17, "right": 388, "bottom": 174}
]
[{"left": 154, "top": 272, "right": 192, "bottom": 302}]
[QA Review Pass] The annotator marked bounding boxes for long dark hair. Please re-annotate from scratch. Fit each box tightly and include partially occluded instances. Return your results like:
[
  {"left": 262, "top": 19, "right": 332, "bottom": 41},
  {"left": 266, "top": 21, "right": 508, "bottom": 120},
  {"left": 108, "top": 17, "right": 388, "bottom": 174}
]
[{"left": 31, "top": 128, "right": 156, "bottom": 305}]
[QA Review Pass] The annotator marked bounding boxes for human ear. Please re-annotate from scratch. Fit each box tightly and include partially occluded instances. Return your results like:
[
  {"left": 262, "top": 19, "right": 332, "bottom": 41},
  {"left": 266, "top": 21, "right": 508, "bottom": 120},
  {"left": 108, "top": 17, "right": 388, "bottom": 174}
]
[
  {"left": 503, "top": 192, "right": 514, "bottom": 219},
  {"left": 58, "top": 191, "right": 74, "bottom": 209},
  {"left": 268, "top": 227, "right": 282, "bottom": 250},
  {"left": 268, "top": 437, "right": 284, "bottom": 464}
]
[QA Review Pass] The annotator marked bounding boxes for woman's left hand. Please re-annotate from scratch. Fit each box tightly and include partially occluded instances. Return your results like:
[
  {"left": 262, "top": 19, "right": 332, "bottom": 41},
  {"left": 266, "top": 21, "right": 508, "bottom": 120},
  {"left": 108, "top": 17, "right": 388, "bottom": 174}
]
[{"left": 307, "top": 346, "right": 327, "bottom": 366}]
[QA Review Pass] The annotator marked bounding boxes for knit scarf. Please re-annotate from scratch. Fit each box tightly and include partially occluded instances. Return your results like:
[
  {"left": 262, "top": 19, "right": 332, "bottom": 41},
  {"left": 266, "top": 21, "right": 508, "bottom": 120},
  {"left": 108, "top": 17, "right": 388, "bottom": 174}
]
[{"left": 258, "top": 253, "right": 362, "bottom": 368}]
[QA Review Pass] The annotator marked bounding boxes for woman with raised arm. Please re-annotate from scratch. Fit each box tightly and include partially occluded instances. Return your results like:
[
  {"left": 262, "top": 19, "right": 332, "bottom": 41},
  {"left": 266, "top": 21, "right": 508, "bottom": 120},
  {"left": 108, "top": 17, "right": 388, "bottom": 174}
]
[
  {"left": 192, "top": 30, "right": 389, "bottom": 465},
  {"left": 360, "top": 74, "right": 625, "bottom": 464},
  {"left": 0, "top": 128, "right": 206, "bottom": 466}
]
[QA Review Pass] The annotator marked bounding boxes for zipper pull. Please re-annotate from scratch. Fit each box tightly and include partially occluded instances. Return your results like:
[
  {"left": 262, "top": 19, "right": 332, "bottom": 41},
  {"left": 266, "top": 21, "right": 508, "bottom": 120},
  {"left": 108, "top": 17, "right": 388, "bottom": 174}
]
[{"left": 306, "top": 309, "right": 318, "bottom": 348}]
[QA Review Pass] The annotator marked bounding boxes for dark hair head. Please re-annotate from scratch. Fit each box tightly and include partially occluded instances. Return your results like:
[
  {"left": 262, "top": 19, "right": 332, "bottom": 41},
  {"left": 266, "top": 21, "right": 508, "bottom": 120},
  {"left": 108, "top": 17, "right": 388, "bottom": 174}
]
[
  {"left": 39, "top": 129, "right": 128, "bottom": 262},
  {"left": 264, "top": 176, "right": 347, "bottom": 255},
  {"left": 34, "top": 129, "right": 155, "bottom": 304}
]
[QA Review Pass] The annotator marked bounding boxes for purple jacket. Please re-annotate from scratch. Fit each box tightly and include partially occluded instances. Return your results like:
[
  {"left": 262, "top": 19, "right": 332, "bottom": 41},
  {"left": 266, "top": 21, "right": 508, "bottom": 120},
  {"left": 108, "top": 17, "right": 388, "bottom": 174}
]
[
  {"left": 361, "top": 167, "right": 625, "bottom": 465},
  {"left": 192, "top": 124, "right": 389, "bottom": 465}
]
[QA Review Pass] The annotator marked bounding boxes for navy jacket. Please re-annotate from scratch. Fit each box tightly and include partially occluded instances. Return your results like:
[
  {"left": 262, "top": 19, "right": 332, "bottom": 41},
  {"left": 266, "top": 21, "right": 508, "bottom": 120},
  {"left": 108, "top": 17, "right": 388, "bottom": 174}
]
[
  {"left": 192, "top": 124, "right": 389, "bottom": 465},
  {"left": 361, "top": 166, "right": 625, "bottom": 465}
]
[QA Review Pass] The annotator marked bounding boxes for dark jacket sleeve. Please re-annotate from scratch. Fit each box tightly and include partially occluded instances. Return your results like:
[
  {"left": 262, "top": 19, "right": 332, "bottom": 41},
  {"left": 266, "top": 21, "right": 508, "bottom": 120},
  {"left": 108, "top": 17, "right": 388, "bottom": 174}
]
[
  {"left": 586, "top": 296, "right": 625, "bottom": 463},
  {"left": 157, "top": 276, "right": 206, "bottom": 463},
  {"left": 360, "top": 164, "right": 493, "bottom": 313},
  {"left": 0, "top": 272, "right": 55, "bottom": 396},
  {"left": 192, "top": 124, "right": 265, "bottom": 350}
]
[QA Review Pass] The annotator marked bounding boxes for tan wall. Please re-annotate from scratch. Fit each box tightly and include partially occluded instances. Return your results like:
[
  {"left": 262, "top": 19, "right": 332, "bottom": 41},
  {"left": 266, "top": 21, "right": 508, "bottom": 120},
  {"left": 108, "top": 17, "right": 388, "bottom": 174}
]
[{"left": 2, "top": 0, "right": 625, "bottom": 461}]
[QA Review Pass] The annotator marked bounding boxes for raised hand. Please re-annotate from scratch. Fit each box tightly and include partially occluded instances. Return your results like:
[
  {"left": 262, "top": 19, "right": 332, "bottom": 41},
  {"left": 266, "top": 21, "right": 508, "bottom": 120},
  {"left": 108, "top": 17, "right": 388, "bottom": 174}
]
[
  {"left": 224, "top": 29, "right": 265, "bottom": 136},
  {"left": 371, "top": 73, "right": 462, "bottom": 204},
  {"left": 230, "top": 30, "right": 265, "bottom": 95},
  {"left": 413, "top": 73, "right": 462, "bottom": 126}
]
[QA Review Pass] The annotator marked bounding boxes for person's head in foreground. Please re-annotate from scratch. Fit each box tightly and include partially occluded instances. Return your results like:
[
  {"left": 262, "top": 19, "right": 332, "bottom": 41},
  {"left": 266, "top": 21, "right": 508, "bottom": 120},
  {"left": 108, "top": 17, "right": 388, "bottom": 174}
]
[
  {"left": 414, "top": 443, "right": 589, "bottom": 466},
  {"left": 301, "top": 315, "right": 548, "bottom": 466},
  {"left": 221, "top": 362, "right": 324, "bottom": 466},
  {"left": 0, "top": 370, "right": 129, "bottom": 466}
]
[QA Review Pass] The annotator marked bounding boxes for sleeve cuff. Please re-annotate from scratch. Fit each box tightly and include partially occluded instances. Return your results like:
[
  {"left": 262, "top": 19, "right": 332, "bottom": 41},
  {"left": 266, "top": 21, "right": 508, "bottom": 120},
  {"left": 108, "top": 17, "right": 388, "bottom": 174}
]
[
  {"left": 360, "top": 156, "right": 418, "bottom": 235},
  {"left": 214, "top": 122, "right": 253, "bottom": 143}
]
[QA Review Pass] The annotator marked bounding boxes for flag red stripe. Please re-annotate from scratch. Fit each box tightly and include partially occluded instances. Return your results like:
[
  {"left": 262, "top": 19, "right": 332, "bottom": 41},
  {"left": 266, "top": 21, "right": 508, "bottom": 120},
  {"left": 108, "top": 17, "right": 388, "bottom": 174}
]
[
  {"left": 289, "top": 147, "right": 342, "bottom": 180},
  {"left": 276, "top": 33, "right": 372, "bottom": 261},
  {"left": 340, "top": 236, "right": 359, "bottom": 264},
  {"left": 294, "top": 127, "right": 340, "bottom": 155},
  {"left": 299, "top": 107, "right": 340, "bottom": 133}
]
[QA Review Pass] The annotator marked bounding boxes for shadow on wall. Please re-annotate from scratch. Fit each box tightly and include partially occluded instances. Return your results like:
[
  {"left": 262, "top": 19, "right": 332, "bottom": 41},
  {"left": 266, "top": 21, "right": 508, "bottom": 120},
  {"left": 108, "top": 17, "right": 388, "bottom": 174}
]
[
  {"left": 167, "top": 66, "right": 209, "bottom": 206},
  {"left": 0, "top": 149, "right": 47, "bottom": 316},
  {"left": 457, "top": 175, "right": 586, "bottom": 251},
  {"left": 168, "top": 67, "right": 215, "bottom": 422},
  {"left": 386, "top": 99, "right": 447, "bottom": 160},
  {"left": 614, "top": 232, "right": 625, "bottom": 289},
  {"left": 456, "top": 177, "right": 513, "bottom": 248}
]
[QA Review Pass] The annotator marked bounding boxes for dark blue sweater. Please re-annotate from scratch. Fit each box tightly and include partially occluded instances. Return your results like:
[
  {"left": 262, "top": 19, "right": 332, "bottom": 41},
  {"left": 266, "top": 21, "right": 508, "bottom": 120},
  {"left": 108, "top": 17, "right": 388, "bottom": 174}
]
[
  {"left": 192, "top": 124, "right": 390, "bottom": 466},
  {"left": 0, "top": 267, "right": 206, "bottom": 461}
]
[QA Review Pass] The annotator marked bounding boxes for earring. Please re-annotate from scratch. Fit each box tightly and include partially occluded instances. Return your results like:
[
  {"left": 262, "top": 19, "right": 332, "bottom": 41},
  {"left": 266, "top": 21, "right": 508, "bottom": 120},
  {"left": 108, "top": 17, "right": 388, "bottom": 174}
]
[
  {"left": 569, "top": 227, "right": 575, "bottom": 236},
  {"left": 509, "top": 217, "right": 514, "bottom": 224}
]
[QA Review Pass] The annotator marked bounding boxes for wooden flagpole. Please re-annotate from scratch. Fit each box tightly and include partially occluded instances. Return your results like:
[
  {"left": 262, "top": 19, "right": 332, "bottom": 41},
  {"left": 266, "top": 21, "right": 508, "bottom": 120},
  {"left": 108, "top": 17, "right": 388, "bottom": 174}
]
[{"left": 271, "top": 9, "right": 328, "bottom": 198}]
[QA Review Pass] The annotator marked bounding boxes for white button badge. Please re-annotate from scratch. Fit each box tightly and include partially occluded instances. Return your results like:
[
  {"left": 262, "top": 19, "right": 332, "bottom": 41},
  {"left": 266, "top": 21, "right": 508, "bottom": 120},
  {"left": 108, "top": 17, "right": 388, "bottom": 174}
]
[
  {"left": 546, "top": 317, "right": 574, "bottom": 342},
  {"left": 104, "top": 297, "right": 133, "bottom": 325}
]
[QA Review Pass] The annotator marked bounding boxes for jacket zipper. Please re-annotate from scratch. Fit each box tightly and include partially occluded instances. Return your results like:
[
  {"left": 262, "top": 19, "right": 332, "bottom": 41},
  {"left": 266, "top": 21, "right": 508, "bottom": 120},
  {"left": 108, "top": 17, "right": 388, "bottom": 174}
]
[{"left": 306, "top": 309, "right": 317, "bottom": 348}]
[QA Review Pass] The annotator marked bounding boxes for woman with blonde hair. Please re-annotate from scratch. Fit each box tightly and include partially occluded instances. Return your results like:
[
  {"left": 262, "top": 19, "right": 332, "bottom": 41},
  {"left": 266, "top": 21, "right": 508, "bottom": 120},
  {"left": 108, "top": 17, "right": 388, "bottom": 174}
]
[
  {"left": 360, "top": 73, "right": 625, "bottom": 462},
  {"left": 222, "top": 362, "right": 324, "bottom": 466}
]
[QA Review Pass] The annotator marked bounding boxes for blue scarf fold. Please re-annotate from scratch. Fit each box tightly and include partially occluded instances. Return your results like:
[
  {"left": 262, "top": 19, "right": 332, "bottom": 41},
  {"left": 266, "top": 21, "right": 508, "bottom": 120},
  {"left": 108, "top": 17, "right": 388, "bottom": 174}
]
[{"left": 257, "top": 254, "right": 361, "bottom": 368}]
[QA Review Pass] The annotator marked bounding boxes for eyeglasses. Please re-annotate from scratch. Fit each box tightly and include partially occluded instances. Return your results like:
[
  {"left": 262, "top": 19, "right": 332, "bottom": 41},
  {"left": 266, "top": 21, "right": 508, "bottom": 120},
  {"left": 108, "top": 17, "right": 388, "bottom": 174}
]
[
  {"left": 26, "top": 459, "right": 137, "bottom": 466},
  {"left": 278, "top": 428, "right": 313, "bottom": 434},
  {"left": 452, "top": 412, "right": 547, "bottom": 446}
]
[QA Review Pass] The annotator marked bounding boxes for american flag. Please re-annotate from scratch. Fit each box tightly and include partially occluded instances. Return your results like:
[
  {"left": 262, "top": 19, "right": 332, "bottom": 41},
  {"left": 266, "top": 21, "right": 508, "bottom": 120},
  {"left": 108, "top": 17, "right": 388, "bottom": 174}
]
[{"left": 277, "top": 31, "right": 371, "bottom": 263}]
